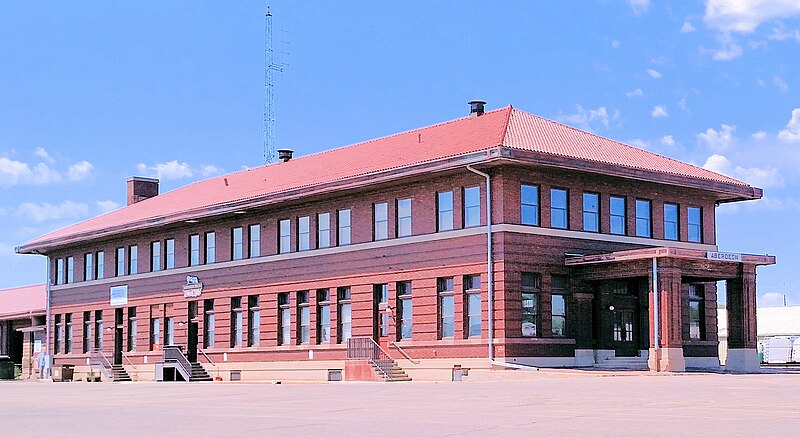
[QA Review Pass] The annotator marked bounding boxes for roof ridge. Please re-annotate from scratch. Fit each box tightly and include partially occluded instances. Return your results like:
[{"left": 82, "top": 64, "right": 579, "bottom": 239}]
[
  {"left": 500, "top": 105, "right": 514, "bottom": 146},
  {"left": 508, "top": 109, "right": 747, "bottom": 186}
]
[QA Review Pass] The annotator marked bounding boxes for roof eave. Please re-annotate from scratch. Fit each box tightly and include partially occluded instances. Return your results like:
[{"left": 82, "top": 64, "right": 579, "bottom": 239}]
[{"left": 17, "top": 148, "right": 504, "bottom": 255}]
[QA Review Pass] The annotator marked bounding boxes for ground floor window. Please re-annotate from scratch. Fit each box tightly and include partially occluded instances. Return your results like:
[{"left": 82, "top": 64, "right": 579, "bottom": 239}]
[
  {"left": 397, "top": 281, "right": 412, "bottom": 340},
  {"left": 65, "top": 313, "right": 73, "bottom": 354},
  {"left": 164, "top": 316, "right": 174, "bottom": 346},
  {"left": 127, "top": 307, "right": 137, "bottom": 351},
  {"left": 231, "top": 297, "right": 243, "bottom": 347},
  {"left": 438, "top": 278, "right": 455, "bottom": 339},
  {"left": 248, "top": 295, "right": 260, "bottom": 347},
  {"left": 278, "top": 293, "right": 290, "bottom": 346},
  {"left": 297, "top": 291, "right": 310, "bottom": 345},
  {"left": 317, "top": 289, "right": 331, "bottom": 344},
  {"left": 54, "top": 315, "right": 62, "bottom": 354},
  {"left": 521, "top": 273, "right": 541, "bottom": 337},
  {"left": 203, "top": 300, "right": 214, "bottom": 348},
  {"left": 83, "top": 311, "right": 92, "bottom": 353},
  {"left": 464, "top": 275, "right": 481, "bottom": 338},
  {"left": 94, "top": 310, "right": 103, "bottom": 350},
  {"left": 551, "top": 275, "right": 568, "bottom": 337},
  {"left": 688, "top": 284, "right": 705, "bottom": 340},
  {"left": 150, "top": 315, "right": 160, "bottom": 351},
  {"left": 338, "top": 287, "right": 351, "bottom": 343}
]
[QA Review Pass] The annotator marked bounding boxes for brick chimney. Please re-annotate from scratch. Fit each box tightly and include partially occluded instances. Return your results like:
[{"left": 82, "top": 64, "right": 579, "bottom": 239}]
[{"left": 127, "top": 177, "right": 159, "bottom": 205}]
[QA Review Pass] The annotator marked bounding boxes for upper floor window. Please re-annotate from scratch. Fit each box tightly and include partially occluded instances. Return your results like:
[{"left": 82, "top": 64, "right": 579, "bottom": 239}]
[
  {"left": 688, "top": 207, "right": 702, "bottom": 243},
  {"left": 66, "top": 256, "right": 74, "bottom": 284},
  {"left": 276, "top": 219, "right": 289, "bottom": 254},
  {"left": 55, "top": 258, "right": 64, "bottom": 285},
  {"left": 96, "top": 251, "right": 104, "bottom": 279},
  {"left": 582, "top": 192, "right": 599, "bottom": 232},
  {"left": 115, "top": 247, "right": 125, "bottom": 277},
  {"left": 165, "top": 238, "right": 175, "bottom": 269},
  {"left": 298, "top": 217, "right": 310, "bottom": 251},
  {"left": 84, "top": 253, "right": 94, "bottom": 281},
  {"left": 550, "top": 188, "right": 568, "bottom": 229},
  {"left": 610, "top": 196, "right": 626, "bottom": 235},
  {"left": 189, "top": 234, "right": 201, "bottom": 266},
  {"left": 521, "top": 184, "right": 539, "bottom": 226},
  {"left": 664, "top": 203, "right": 679, "bottom": 241},
  {"left": 205, "top": 232, "right": 216, "bottom": 264},
  {"left": 463, "top": 186, "right": 480, "bottom": 228},
  {"left": 397, "top": 198, "right": 412, "bottom": 237},
  {"left": 151, "top": 241, "right": 161, "bottom": 272},
  {"left": 318, "top": 213, "right": 331, "bottom": 248},
  {"left": 635, "top": 199, "right": 651, "bottom": 238},
  {"left": 374, "top": 202, "right": 388, "bottom": 241},
  {"left": 231, "top": 227, "right": 244, "bottom": 260},
  {"left": 338, "top": 210, "right": 351, "bottom": 246},
  {"left": 129, "top": 245, "right": 138, "bottom": 275},
  {"left": 437, "top": 191, "right": 454, "bottom": 232},
  {"left": 249, "top": 224, "right": 261, "bottom": 258}
]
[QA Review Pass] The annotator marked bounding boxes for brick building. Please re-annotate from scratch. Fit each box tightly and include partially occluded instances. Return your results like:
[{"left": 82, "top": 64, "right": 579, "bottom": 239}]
[
  {"left": 0, "top": 284, "right": 46, "bottom": 379},
  {"left": 16, "top": 102, "right": 774, "bottom": 381}
]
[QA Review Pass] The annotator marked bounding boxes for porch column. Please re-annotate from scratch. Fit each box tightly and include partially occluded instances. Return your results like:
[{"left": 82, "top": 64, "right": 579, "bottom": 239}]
[
  {"left": 571, "top": 292, "right": 594, "bottom": 366},
  {"left": 725, "top": 264, "right": 759, "bottom": 373},
  {"left": 648, "top": 263, "right": 685, "bottom": 372}
]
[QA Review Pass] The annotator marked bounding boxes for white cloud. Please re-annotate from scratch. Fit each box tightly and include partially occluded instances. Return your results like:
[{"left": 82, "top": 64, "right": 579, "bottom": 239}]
[
  {"left": 778, "top": 108, "right": 800, "bottom": 142},
  {"left": 759, "top": 292, "right": 788, "bottom": 307},
  {"left": 35, "top": 147, "right": 55, "bottom": 164},
  {"left": 67, "top": 160, "right": 93, "bottom": 182},
  {"left": 627, "top": 0, "right": 650, "bottom": 14},
  {"left": 704, "top": 0, "right": 800, "bottom": 33},
  {"left": 15, "top": 200, "right": 89, "bottom": 223},
  {"left": 611, "top": 39, "right": 621, "bottom": 48},
  {"left": 757, "top": 78, "right": 766, "bottom": 87},
  {"left": 556, "top": 105, "right": 617, "bottom": 132},
  {"left": 711, "top": 43, "right": 743, "bottom": 60},
  {"left": 0, "top": 157, "right": 62, "bottom": 185},
  {"left": 625, "top": 88, "right": 644, "bottom": 98},
  {"left": 646, "top": 69, "right": 662, "bottom": 78},
  {"left": 752, "top": 131, "right": 767, "bottom": 140},
  {"left": 661, "top": 135, "right": 676, "bottom": 146},
  {"left": 200, "top": 165, "right": 224, "bottom": 177},
  {"left": 702, "top": 154, "right": 783, "bottom": 187},
  {"left": 96, "top": 200, "right": 120, "bottom": 214},
  {"left": 628, "top": 138, "right": 650, "bottom": 149},
  {"left": 136, "top": 160, "right": 193, "bottom": 180},
  {"left": 769, "top": 23, "right": 800, "bottom": 41},
  {"left": 678, "top": 98, "right": 689, "bottom": 113},
  {"left": 680, "top": 22, "right": 697, "bottom": 33},
  {"left": 773, "top": 76, "right": 789, "bottom": 92},
  {"left": 698, "top": 124, "right": 736, "bottom": 150},
  {"left": 651, "top": 105, "right": 669, "bottom": 118}
]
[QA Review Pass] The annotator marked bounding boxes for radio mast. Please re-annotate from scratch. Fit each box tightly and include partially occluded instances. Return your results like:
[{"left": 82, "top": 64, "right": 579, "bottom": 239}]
[{"left": 263, "top": 6, "right": 283, "bottom": 164}]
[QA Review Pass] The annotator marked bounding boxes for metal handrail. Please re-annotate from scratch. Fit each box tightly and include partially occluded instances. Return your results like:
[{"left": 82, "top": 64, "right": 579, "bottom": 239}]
[
  {"left": 163, "top": 346, "right": 192, "bottom": 381},
  {"left": 121, "top": 351, "right": 137, "bottom": 379},
  {"left": 88, "top": 349, "right": 113, "bottom": 380},
  {"left": 197, "top": 347, "right": 220, "bottom": 378},
  {"left": 390, "top": 341, "right": 420, "bottom": 365},
  {"left": 347, "top": 337, "right": 395, "bottom": 379}
]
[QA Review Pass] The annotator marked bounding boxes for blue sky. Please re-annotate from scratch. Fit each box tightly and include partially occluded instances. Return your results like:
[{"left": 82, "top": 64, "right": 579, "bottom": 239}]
[{"left": 1, "top": 1, "right": 798, "bottom": 306}]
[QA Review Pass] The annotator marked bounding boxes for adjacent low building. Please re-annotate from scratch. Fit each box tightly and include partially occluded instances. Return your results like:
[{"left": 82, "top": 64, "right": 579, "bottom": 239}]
[
  {"left": 0, "top": 284, "right": 46, "bottom": 379},
  {"left": 16, "top": 102, "right": 775, "bottom": 381}
]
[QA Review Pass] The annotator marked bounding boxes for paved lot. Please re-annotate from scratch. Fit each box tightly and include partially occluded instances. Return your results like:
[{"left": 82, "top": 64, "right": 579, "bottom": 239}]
[{"left": 2, "top": 372, "right": 800, "bottom": 437}]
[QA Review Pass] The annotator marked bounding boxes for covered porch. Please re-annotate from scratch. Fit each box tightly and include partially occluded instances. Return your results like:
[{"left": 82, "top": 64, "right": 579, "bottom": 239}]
[{"left": 566, "top": 247, "right": 775, "bottom": 372}]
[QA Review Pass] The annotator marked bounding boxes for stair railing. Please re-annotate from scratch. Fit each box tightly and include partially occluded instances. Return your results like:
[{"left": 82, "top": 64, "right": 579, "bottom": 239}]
[
  {"left": 390, "top": 341, "right": 420, "bottom": 365},
  {"left": 121, "top": 351, "right": 137, "bottom": 380},
  {"left": 197, "top": 347, "right": 220, "bottom": 379},
  {"left": 163, "top": 346, "right": 192, "bottom": 381},
  {"left": 88, "top": 349, "right": 113, "bottom": 381},
  {"left": 347, "top": 337, "right": 394, "bottom": 379}
]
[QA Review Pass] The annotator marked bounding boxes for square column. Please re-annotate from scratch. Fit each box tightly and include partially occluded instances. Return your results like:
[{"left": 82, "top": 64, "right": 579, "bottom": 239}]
[
  {"left": 725, "top": 264, "right": 759, "bottom": 373},
  {"left": 648, "top": 264, "right": 685, "bottom": 372}
]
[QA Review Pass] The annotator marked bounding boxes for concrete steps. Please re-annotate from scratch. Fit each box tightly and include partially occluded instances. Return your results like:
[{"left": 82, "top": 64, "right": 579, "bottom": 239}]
[
  {"left": 371, "top": 359, "right": 412, "bottom": 382},
  {"left": 595, "top": 356, "right": 649, "bottom": 371},
  {"left": 111, "top": 364, "right": 132, "bottom": 382}
]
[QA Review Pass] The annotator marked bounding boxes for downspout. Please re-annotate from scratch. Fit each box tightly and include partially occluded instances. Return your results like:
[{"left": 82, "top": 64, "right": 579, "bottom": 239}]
[
  {"left": 466, "top": 165, "right": 537, "bottom": 371},
  {"left": 652, "top": 257, "right": 660, "bottom": 371},
  {"left": 45, "top": 256, "right": 52, "bottom": 379}
]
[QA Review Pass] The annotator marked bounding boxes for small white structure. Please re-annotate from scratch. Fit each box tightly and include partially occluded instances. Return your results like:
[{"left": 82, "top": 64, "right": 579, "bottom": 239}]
[{"left": 719, "top": 306, "right": 800, "bottom": 364}]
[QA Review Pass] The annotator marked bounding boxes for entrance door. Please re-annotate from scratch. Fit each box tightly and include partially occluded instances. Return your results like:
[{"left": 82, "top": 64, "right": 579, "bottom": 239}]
[
  {"left": 373, "top": 284, "right": 389, "bottom": 350},
  {"left": 187, "top": 301, "right": 198, "bottom": 363},
  {"left": 114, "top": 308, "right": 123, "bottom": 365},
  {"left": 611, "top": 297, "right": 639, "bottom": 356}
]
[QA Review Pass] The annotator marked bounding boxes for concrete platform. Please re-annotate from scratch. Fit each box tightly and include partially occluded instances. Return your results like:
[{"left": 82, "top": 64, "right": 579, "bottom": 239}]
[{"left": 2, "top": 372, "right": 800, "bottom": 437}]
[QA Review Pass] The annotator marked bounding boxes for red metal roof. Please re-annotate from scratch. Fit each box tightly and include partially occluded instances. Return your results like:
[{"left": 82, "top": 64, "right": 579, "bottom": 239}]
[
  {"left": 20, "top": 106, "right": 750, "bottom": 250},
  {"left": 0, "top": 284, "right": 46, "bottom": 320}
]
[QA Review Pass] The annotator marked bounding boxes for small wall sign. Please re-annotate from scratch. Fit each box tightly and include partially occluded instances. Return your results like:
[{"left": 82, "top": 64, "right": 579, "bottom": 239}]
[
  {"left": 110, "top": 285, "right": 129, "bottom": 306},
  {"left": 706, "top": 251, "right": 742, "bottom": 262},
  {"left": 183, "top": 276, "right": 203, "bottom": 298}
]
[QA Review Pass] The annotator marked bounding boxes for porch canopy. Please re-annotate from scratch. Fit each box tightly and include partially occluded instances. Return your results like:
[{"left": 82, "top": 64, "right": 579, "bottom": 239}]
[{"left": 566, "top": 247, "right": 775, "bottom": 372}]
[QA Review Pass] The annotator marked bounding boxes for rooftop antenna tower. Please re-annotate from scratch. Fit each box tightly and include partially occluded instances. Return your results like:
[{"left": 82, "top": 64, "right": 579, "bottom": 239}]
[{"left": 263, "top": 6, "right": 284, "bottom": 164}]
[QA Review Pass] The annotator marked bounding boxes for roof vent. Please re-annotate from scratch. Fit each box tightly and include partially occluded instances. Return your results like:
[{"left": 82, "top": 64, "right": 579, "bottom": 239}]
[
  {"left": 468, "top": 100, "right": 486, "bottom": 117},
  {"left": 127, "top": 177, "right": 159, "bottom": 205},
  {"left": 277, "top": 149, "right": 294, "bottom": 162}
]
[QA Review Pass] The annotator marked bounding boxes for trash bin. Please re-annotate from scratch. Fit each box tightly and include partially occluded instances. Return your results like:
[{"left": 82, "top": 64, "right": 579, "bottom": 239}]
[
  {"left": 60, "top": 364, "right": 75, "bottom": 382},
  {"left": 0, "top": 356, "right": 14, "bottom": 380}
]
